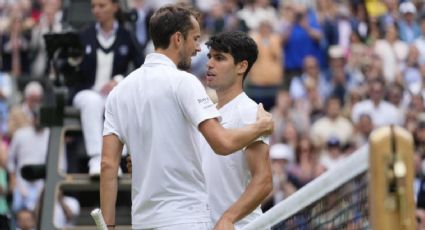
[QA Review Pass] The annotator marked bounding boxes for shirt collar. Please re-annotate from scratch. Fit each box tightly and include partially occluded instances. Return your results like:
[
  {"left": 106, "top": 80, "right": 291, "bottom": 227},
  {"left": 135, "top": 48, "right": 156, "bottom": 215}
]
[
  {"left": 95, "top": 21, "right": 119, "bottom": 37},
  {"left": 144, "top": 53, "right": 177, "bottom": 69}
]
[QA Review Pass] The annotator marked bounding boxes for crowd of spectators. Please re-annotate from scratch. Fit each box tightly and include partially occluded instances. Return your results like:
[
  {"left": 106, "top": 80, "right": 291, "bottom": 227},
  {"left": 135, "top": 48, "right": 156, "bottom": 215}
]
[{"left": 0, "top": 0, "right": 424, "bottom": 228}]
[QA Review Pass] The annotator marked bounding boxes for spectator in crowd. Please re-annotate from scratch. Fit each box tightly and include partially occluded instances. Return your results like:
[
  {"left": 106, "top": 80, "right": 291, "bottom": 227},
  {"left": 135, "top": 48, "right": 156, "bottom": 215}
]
[
  {"left": 69, "top": 0, "right": 143, "bottom": 176},
  {"left": 351, "top": 78, "right": 403, "bottom": 127},
  {"left": 15, "top": 208, "right": 35, "bottom": 230},
  {"left": 415, "top": 16, "right": 425, "bottom": 64},
  {"left": 204, "top": 0, "right": 248, "bottom": 35},
  {"left": 0, "top": 71, "right": 12, "bottom": 135},
  {"left": 374, "top": 23, "right": 408, "bottom": 83},
  {"left": 237, "top": 0, "right": 278, "bottom": 31},
  {"left": 310, "top": 95, "right": 353, "bottom": 150},
  {"left": 129, "top": 0, "right": 153, "bottom": 54},
  {"left": 353, "top": 113, "right": 373, "bottom": 150},
  {"left": 290, "top": 56, "right": 329, "bottom": 123},
  {"left": 280, "top": 121, "right": 300, "bottom": 151},
  {"left": 316, "top": 0, "right": 338, "bottom": 49},
  {"left": 350, "top": 0, "right": 370, "bottom": 43},
  {"left": 387, "top": 83, "right": 407, "bottom": 121},
  {"left": 346, "top": 43, "right": 368, "bottom": 90},
  {"left": 287, "top": 136, "right": 326, "bottom": 189},
  {"left": 30, "top": 0, "right": 68, "bottom": 79},
  {"left": 342, "top": 87, "right": 364, "bottom": 118},
  {"left": 402, "top": 45, "right": 421, "bottom": 90},
  {"left": 0, "top": 5, "right": 31, "bottom": 77},
  {"left": 7, "top": 81, "right": 43, "bottom": 138},
  {"left": 397, "top": 1, "right": 420, "bottom": 44},
  {"left": 262, "top": 143, "right": 296, "bottom": 212},
  {"left": 270, "top": 89, "right": 307, "bottom": 144},
  {"left": 327, "top": 45, "right": 353, "bottom": 102},
  {"left": 247, "top": 19, "right": 283, "bottom": 111},
  {"left": 7, "top": 110, "right": 48, "bottom": 212},
  {"left": 414, "top": 115, "right": 425, "bottom": 157},
  {"left": 319, "top": 136, "right": 346, "bottom": 170},
  {"left": 290, "top": 55, "right": 331, "bottom": 102},
  {"left": 279, "top": 3, "right": 322, "bottom": 86},
  {"left": 379, "top": 0, "right": 399, "bottom": 30}
]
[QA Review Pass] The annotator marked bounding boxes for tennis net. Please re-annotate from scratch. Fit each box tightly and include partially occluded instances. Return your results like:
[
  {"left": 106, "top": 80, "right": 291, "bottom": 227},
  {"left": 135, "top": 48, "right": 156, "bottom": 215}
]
[{"left": 242, "top": 146, "right": 369, "bottom": 230}]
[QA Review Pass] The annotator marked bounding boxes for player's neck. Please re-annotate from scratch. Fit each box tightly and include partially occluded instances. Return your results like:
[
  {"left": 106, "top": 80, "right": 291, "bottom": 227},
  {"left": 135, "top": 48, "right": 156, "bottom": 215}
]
[
  {"left": 155, "top": 49, "right": 179, "bottom": 67},
  {"left": 216, "top": 85, "right": 243, "bottom": 109}
]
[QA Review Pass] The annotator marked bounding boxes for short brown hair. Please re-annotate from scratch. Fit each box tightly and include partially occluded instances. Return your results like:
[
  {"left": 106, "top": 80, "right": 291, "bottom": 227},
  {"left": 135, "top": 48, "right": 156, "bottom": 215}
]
[{"left": 149, "top": 4, "right": 200, "bottom": 49}]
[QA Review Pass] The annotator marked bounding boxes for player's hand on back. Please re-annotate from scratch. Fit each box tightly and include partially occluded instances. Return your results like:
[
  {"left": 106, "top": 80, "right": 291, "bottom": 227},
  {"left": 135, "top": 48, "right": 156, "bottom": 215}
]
[{"left": 256, "top": 103, "right": 274, "bottom": 136}]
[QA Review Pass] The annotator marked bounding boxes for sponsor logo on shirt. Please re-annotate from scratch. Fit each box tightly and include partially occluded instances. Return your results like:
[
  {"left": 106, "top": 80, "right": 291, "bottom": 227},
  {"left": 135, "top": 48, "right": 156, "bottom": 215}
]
[{"left": 197, "top": 97, "right": 210, "bottom": 104}]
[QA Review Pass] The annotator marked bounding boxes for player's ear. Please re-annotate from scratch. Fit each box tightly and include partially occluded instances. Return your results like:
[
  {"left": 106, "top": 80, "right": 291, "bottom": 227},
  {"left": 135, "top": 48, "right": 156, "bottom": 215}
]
[
  {"left": 171, "top": 31, "right": 183, "bottom": 49},
  {"left": 237, "top": 60, "right": 248, "bottom": 76}
]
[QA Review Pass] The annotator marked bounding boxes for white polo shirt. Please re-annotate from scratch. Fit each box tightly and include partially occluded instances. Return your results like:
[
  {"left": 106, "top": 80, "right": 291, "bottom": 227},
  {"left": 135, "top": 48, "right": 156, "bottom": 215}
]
[
  {"left": 103, "top": 53, "right": 220, "bottom": 229},
  {"left": 201, "top": 92, "right": 268, "bottom": 228},
  {"left": 351, "top": 100, "right": 402, "bottom": 127}
]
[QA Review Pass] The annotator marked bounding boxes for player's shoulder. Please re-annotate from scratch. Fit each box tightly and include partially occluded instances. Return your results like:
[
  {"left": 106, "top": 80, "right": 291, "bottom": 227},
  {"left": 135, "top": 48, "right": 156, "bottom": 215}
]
[
  {"left": 236, "top": 93, "right": 258, "bottom": 113},
  {"left": 234, "top": 93, "right": 258, "bottom": 125},
  {"left": 174, "top": 70, "right": 204, "bottom": 91}
]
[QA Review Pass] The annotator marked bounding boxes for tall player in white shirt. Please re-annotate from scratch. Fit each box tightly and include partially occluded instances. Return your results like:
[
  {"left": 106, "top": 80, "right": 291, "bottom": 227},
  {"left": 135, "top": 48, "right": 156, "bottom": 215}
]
[
  {"left": 100, "top": 5, "right": 274, "bottom": 230},
  {"left": 203, "top": 31, "right": 273, "bottom": 230}
]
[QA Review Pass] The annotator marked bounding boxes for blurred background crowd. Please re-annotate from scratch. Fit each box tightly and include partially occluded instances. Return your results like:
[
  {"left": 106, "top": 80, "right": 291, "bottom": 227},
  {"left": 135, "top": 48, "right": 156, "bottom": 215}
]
[{"left": 0, "top": 0, "right": 424, "bottom": 228}]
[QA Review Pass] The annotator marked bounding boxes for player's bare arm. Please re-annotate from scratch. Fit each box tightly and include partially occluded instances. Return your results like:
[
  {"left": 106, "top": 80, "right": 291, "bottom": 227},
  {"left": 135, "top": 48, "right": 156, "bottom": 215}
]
[
  {"left": 100, "top": 134, "right": 123, "bottom": 229},
  {"left": 199, "top": 103, "right": 273, "bottom": 155},
  {"left": 214, "top": 141, "right": 272, "bottom": 230}
]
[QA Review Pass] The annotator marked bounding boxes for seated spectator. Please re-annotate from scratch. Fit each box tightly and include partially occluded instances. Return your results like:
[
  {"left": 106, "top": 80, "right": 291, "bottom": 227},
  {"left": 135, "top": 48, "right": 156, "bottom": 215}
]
[
  {"left": 310, "top": 95, "right": 354, "bottom": 150},
  {"left": 270, "top": 90, "right": 308, "bottom": 144},
  {"left": 7, "top": 81, "right": 43, "bottom": 138},
  {"left": 374, "top": 23, "right": 408, "bottom": 83},
  {"left": 0, "top": 5, "right": 31, "bottom": 77},
  {"left": 30, "top": 0, "right": 69, "bottom": 79},
  {"left": 319, "top": 137, "right": 346, "bottom": 170},
  {"left": 290, "top": 56, "right": 331, "bottom": 102},
  {"left": 262, "top": 143, "right": 296, "bottom": 212},
  {"left": 15, "top": 208, "right": 35, "bottom": 230},
  {"left": 352, "top": 113, "right": 373, "bottom": 149},
  {"left": 351, "top": 78, "right": 403, "bottom": 127},
  {"left": 7, "top": 111, "right": 49, "bottom": 212},
  {"left": 287, "top": 136, "right": 326, "bottom": 189},
  {"left": 397, "top": 1, "right": 420, "bottom": 44}
]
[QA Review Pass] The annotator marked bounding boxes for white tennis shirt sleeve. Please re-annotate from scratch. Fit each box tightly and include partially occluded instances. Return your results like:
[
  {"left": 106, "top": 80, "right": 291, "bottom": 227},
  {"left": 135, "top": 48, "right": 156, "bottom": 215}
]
[
  {"left": 176, "top": 75, "right": 221, "bottom": 127},
  {"left": 103, "top": 89, "right": 124, "bottom": 142},
  {"left": 238, "top": 104, "right": 270, "bottom": 148}
]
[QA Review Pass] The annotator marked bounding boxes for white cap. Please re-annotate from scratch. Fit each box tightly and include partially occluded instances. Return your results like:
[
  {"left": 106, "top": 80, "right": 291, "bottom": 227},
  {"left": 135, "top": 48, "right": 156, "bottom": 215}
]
[
  {"left": 399, "top": 2, "right": 416, "bottom": 14},
  {"left": 270, "top": 144, "right": 294, "bottom": 163},
  {"left": 24, "top": 81, "right": 43, "bottom": 98}
]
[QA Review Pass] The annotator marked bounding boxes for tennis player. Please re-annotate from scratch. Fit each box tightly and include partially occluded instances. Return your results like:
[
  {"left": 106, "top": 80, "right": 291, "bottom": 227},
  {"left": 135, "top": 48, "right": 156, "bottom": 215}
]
[
  {"left": 202, "top": 31, "right": 272, "bottom": 230},
  {"left": 100, "top": 4, "right": 274, "bottom": 230}
]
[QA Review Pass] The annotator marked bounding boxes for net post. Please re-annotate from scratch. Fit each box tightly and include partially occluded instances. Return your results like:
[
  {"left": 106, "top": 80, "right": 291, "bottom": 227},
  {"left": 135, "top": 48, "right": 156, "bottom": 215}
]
[{"left": 369, "top": 125, "right": 416, "bottom": 230}]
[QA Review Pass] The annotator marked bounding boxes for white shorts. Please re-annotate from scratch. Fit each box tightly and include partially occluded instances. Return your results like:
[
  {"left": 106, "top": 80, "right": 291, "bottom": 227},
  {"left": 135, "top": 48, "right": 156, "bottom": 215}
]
[{"left": 142, "top": 221, "right": 213, "bottom": 230}]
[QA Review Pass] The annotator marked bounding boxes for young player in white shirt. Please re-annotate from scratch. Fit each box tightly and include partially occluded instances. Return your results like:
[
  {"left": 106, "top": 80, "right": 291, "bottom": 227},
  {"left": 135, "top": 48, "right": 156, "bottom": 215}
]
[
  {"left": 202, "top": 31, "right": 272, "bottom": 230},
  {"left": 100, "top": 4, "right": 274, "bottom": 230}
]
